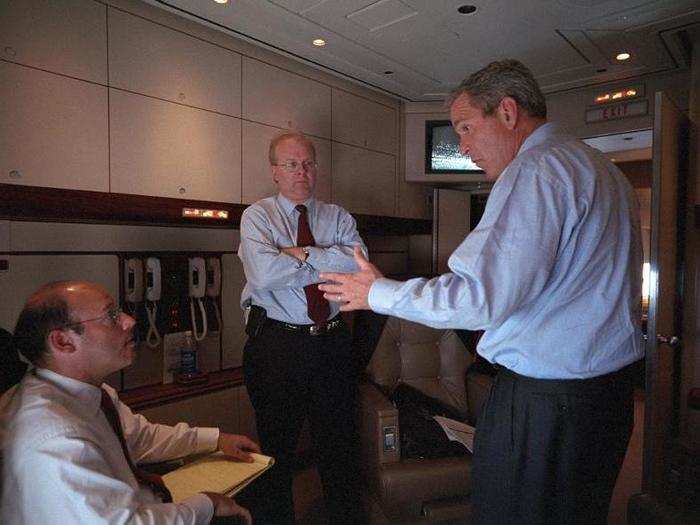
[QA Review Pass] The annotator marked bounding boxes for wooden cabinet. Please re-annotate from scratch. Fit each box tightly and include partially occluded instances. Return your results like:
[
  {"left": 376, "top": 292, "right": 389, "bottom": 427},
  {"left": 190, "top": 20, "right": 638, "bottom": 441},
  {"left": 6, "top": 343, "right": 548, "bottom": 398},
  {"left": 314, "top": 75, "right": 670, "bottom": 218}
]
[
  {"left": 242, "top": 58, "right": 331, "bottom": 138},
  {"left": 108, "top": 8, "right": 242, "bottom": 116},
  {"left": 0, "top": 62, "right": 108, "bottom": 192},
  {"left": 241, "top": 121, "right": 331, "bottom": 204},
  {"left": 332, "top": 89, "right": 397, "bottom": 154},
  {"left": 332, "top": 143, "right": 395, "bottom": 216},
  {"left": 110, "top": 90, "right": 241, "bottom": 202},
  {"left": 397, "top": 177, "right": 431, "bottom": 219},
  {"left": 0, "top": 0, "right": 107, "bottom": 84}
]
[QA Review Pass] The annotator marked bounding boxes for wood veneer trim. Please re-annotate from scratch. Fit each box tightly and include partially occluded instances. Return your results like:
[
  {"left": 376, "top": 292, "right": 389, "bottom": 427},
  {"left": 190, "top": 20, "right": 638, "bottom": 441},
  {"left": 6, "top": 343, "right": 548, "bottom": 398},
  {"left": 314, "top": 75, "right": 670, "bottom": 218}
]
[
  {"left": 120, "top": 368, "right": 244, "bottom": 411},
  {"left": 0, "top": 183, "right": 431, "bottom": 235}
]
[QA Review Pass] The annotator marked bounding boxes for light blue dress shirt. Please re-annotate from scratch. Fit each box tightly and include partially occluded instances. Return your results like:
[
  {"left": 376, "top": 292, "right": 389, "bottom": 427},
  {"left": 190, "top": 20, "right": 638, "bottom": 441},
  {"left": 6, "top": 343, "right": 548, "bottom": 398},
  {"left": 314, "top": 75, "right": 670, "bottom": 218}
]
[
  {"left": 239, "top": 194, "right": 367, "bottom": 324},
  {"left": 369, "top": 123, "right": 643, "bottom": 379}
]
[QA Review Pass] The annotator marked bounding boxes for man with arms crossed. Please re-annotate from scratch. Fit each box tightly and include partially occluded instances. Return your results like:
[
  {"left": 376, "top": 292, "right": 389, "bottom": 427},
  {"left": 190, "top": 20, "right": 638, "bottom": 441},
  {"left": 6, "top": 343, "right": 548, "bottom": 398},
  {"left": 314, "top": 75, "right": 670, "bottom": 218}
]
[
  {"left": 238, "top": 131, "right": 366, "bottom": 523},
  {"left": 2, "top": 280, "right": 258, "bottom": 524},
  {"left": 320, "top": 60, "right": 643, "bottom": 525}
]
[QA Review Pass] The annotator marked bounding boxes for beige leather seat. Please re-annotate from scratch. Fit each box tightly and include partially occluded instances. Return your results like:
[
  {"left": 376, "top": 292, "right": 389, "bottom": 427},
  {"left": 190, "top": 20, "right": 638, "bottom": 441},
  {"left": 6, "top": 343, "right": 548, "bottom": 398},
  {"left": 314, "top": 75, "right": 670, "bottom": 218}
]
[{"left": 355, "top": 314, "right": 493, "bottom": 524}]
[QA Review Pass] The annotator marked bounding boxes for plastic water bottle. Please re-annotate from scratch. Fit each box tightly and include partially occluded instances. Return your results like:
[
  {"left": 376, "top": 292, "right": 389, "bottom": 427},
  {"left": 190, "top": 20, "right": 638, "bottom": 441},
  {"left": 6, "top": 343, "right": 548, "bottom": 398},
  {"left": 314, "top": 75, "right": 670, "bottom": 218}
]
[{"left": 179, "top": 331, "right": 198, "bottom": 377}]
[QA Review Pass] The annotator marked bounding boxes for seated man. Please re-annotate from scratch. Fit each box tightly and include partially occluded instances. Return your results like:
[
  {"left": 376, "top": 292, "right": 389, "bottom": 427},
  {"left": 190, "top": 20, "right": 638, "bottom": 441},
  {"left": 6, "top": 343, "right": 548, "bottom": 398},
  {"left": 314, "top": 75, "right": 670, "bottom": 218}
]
[{"left": 1, "top": 281, "right": 258, "bottom": 524}]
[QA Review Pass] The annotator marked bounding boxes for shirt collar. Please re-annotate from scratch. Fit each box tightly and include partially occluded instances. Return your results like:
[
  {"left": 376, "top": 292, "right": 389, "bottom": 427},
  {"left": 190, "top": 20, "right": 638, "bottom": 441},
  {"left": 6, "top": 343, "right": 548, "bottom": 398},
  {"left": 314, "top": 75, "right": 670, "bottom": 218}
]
[
  {"left": 34, "top": 368, "right": 103, "bottom": 414},
  {"left": 276, "top": 193, "right": 316, "bottom": 217},
  {"left": 516, "top": 121, "right": 566, "bottom": 156}
]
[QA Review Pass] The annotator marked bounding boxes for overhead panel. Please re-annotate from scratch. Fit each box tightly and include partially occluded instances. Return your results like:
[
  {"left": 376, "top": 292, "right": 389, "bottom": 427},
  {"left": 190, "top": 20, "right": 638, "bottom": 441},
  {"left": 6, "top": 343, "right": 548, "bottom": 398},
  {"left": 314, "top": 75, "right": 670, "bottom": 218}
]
[{"left": 346, "top": 0, "right": 418, "bottom": 32}]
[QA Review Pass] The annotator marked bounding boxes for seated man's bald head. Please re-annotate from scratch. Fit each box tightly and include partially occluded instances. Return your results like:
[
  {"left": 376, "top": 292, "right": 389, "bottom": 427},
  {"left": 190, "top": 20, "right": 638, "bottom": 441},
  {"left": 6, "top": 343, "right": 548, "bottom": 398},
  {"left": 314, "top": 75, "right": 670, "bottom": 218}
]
[{"left": 13, "top": 281, "right": 99, "bottom": 366}]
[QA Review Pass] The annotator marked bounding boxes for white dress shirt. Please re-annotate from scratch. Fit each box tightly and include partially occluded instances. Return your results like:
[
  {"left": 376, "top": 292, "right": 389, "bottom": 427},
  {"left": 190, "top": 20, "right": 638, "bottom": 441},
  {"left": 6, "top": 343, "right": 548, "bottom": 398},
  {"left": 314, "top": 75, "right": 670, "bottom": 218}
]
[
  {"left": 2, "top": 368, "right": 220, "bottom": 524},
  {"left": 369, "top": 123, "right": 643, "bottom": 379},
  {"left": 239, "top": 194, "right": 366, "bottom": 324}
]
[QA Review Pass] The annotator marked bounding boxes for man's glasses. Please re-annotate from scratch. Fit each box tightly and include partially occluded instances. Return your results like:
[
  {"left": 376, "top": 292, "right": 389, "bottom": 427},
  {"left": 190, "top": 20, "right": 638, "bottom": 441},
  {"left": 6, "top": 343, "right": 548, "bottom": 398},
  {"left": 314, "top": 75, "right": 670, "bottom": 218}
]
[
  {"left": 273, "top": 160, "right": 318, "bottom": 173},
  {"left": 65, "top": 306, "right": 124, "bottom": 328}
]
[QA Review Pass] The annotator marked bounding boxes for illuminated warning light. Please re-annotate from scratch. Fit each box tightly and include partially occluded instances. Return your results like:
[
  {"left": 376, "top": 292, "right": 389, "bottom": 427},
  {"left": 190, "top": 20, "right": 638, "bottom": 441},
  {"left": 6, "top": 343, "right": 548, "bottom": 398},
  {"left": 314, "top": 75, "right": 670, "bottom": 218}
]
[
  {"left": 182, "top": 208, "right": 229, "bottom": 219},
  {"left": 594, "top": 86, "right": 641, "bottom": 105}
]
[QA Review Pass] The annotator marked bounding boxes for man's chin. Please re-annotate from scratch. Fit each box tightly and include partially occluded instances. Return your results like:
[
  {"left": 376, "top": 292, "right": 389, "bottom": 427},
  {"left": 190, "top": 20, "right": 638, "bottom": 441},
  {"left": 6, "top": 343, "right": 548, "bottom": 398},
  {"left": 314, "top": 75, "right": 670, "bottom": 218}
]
[{"left": 123, "top": 341, "right": 137, "bottom": 363}]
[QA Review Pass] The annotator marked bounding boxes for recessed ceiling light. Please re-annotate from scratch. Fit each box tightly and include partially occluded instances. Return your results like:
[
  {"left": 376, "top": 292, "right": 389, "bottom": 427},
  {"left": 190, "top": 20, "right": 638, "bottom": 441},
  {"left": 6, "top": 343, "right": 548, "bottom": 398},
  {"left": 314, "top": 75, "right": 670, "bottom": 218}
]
[
  {"left": 616, "top": 52, "right": 630, "bottom": 61},
  {"left": 313, "top": 38, "right": 326, "bottom": 47},
  {"left": 457, "top": 5, "right": 477, "bottom": 14},
  {"left": 214, "top": 0, "right": 228, "bottom": 4}
]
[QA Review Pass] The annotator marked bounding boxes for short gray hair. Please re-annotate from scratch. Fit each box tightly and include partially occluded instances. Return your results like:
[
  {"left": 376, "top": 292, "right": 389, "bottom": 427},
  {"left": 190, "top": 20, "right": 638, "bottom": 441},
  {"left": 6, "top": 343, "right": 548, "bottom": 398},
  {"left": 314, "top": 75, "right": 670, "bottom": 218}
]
[
  {"left": 268, "top": 131, "right": 316, "bottom": 165},
  {"left": 447, "top": 59, "right": 547, "bottom": 118}
]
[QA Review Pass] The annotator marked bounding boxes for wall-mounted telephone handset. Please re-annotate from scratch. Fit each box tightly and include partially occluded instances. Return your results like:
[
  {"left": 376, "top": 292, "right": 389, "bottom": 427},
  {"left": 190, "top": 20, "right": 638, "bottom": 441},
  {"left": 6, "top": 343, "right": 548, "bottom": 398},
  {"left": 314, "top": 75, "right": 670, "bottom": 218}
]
[
  {"left": 124, "top": 258, "right": 144, "bottom": 304},
  {"left": 206, "top": 257, "right": 221, "bottom": 298},
  {"left": 188, "top": 257, "right": 208, "bottom": 341},
  {"left": 206, "top": 257, "right": 222, "bottom": 331},
  {"left": 144, "top": 257, "right": 162, "bottom": 348}
]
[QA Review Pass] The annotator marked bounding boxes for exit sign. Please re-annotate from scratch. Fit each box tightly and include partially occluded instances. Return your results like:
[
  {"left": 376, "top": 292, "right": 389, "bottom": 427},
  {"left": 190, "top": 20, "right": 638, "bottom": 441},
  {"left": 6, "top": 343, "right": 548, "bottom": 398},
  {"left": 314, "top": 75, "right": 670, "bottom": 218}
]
[{"left": 586, "top": 99, "right": 648, "bottom": 123}]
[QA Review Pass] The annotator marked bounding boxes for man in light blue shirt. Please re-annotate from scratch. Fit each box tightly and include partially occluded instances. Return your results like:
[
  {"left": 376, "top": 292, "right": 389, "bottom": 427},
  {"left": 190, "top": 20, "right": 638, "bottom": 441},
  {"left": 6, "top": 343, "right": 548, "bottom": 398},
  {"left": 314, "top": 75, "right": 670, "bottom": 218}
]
[
  {"left": 238, "top": 131, "right": 366, "bottom": 524},
  {"left": 320, "top": 60, "right": 643, "bottom": 524}
]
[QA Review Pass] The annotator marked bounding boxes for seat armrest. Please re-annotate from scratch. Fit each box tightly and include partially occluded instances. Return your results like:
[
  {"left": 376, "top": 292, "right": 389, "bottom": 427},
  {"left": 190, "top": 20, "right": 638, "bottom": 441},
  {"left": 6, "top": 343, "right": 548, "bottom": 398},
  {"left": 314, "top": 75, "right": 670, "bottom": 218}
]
[{"left": 357, "top": 382, "right": 400, "bottom": 477}]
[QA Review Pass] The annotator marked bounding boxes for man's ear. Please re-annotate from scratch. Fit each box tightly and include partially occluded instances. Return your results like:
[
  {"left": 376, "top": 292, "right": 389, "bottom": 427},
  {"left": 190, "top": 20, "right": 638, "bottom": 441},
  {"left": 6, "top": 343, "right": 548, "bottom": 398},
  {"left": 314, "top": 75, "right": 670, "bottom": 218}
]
[
  {"left": 47, "top": 329, "right": 78, "bottom": 356},
  {"left": 497, "top": 96, "right": 519, "bottom": 130}
]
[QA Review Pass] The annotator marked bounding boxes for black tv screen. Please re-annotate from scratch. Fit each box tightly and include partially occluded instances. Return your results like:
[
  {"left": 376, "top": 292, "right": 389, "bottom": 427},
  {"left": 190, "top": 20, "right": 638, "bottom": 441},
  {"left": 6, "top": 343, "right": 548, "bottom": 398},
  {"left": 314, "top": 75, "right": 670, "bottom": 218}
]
[{"left": 425, "top": 120, "right": 482, "bottom": 173}]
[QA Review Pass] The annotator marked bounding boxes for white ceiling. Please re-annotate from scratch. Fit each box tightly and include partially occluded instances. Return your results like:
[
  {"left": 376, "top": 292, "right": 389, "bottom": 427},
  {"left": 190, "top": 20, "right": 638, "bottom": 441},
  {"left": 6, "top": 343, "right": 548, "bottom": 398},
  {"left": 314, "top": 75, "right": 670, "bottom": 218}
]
[{"left": 144, "top": 0, "right": 700, "bottom": 101}]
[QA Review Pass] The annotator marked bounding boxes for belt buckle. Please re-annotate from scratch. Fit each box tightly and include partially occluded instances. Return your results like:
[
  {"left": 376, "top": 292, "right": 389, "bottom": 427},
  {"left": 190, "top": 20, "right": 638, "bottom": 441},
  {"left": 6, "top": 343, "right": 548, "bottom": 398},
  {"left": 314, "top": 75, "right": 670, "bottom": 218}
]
[{"left": 309, "top": 325, "right": 321, "bottom": 336}]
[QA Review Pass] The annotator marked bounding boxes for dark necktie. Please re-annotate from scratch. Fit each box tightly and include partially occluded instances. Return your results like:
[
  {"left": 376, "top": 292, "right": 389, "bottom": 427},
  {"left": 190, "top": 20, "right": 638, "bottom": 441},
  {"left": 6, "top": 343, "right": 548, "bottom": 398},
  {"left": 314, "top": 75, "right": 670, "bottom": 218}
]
[
  {"left": 295, "top": 204, "right": 331, "bottom": 325},
  {"left": 100, "top": 389, "right": 173, "bottom": 503}
]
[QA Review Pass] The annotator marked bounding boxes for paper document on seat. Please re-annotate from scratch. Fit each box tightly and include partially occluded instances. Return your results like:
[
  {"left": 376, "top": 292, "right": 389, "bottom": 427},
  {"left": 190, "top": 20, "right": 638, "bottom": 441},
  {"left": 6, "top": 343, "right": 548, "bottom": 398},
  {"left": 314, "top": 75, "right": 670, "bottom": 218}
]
[
  {"left": 163, "top": 451, "right": 274, "bottom": 502},
  {"left": 433, "top": 416, "right": 475, "bottom": 453}
]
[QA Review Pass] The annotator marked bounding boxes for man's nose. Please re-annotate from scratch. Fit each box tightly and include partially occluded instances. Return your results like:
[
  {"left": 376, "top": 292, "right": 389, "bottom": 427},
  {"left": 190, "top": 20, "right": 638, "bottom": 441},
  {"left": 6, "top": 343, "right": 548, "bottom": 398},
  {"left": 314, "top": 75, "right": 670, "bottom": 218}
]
[
  {"left": 459, "top": 137, "right": 470, "bottom": 156},
  {"left": 121, "top": 312, "right": 136, "bottom": 330}
]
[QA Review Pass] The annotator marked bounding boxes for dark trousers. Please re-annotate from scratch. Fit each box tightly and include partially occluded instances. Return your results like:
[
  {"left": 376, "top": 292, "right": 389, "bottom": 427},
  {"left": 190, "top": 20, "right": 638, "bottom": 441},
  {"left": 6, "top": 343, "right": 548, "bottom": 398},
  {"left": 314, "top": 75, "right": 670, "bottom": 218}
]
[
  {"left": 240, "top": 320, "right": 363, "bottom": 524},
  {"left": 472, "top": 362, "right": 637, "bottom": 525}
]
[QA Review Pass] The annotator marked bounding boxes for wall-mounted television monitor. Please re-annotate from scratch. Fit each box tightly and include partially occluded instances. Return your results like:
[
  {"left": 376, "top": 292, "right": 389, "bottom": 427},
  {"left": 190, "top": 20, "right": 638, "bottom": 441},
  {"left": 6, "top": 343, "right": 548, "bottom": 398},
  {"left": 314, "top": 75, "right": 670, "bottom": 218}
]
[{"left": 425, "top": 120, "right": 482, "bottom": 173}]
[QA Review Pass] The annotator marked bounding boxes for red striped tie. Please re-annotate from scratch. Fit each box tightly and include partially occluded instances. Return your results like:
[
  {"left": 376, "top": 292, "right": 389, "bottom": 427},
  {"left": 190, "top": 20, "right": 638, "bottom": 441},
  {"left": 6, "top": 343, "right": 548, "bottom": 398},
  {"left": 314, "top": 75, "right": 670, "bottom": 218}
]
[{"left": 296, "top": 204, "right": 331, "bottom": 325}]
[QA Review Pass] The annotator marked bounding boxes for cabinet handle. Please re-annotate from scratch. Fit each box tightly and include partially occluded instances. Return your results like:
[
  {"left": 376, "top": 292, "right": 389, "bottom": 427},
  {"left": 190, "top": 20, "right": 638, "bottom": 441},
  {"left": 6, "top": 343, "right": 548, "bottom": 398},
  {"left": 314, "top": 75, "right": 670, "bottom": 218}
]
[
  {"left": 9, "top": 169, "right": 21, "bottom": 179},
  {"left": 4, "top": 46, "right": 16, "bottom": 57},
  {"left": 178, "top": 92, "right": 186, "bottom": 101},
  {"left": 179, "top": 187, "right": 186, "bottom": 195}
]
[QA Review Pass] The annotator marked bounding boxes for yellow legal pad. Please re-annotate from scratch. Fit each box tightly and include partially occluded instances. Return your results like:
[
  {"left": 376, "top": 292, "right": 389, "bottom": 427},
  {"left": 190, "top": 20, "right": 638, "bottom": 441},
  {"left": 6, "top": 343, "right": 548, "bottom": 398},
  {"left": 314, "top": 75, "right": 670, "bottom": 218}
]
[{"left": 163, "top": 451, "right": 274, "bottom": 502}]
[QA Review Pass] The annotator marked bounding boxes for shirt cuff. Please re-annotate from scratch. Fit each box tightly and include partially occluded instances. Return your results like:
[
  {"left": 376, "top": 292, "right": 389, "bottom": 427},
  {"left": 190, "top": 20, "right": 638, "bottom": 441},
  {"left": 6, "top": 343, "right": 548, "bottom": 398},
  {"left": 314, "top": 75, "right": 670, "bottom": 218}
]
[
  {"left": 181, "top": 493, "right": 215, "bottom": 525},
  {"left": 196, "top": 427, "right": 220, "bottom": 453},
  {"left": 368, "top": 278, "right": 402, "bottom": 314}
]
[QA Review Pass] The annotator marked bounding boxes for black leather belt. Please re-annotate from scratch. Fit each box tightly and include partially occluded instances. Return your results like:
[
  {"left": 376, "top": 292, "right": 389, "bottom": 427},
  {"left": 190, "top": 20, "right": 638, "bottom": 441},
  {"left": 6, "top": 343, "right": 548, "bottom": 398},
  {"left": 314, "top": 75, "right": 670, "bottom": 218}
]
[{"left": 265, "top": 315, "right": 343, "bottom": 336}]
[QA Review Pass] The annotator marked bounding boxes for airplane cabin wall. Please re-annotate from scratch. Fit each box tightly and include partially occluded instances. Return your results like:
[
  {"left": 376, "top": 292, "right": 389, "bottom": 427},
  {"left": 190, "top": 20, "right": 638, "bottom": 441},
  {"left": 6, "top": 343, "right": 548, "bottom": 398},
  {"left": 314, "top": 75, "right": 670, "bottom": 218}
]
[{"left": 0, "top": 0, "right": 435, "bottom": 435}]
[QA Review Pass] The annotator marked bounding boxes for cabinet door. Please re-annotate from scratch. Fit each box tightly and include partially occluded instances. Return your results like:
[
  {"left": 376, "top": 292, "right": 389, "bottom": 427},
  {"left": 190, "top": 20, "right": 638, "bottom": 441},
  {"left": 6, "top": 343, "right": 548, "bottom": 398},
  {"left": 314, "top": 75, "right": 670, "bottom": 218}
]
[
  {"left": 397, "top": 177, "right": 430, "bottom": 219},
  {"left": 241, "top": 121, "right": 331, "bottom": 204},
  {"left": 109, "top": 9, "right": 241, "bottom": 117},
  {"left": 332, "top": 89, "right": 397, "bottom": 154},
  {"left": 242, "top": 58, "right": 331, "bottom": 138},
  {"left": 0, "top": 62, "right": 108, "bottom": 191},
  {"left": 0, "top": 0, "right": 107, "bottom": 83},
  {"left": 110, "top": 90, "right": 241, "bottom": 202},
  {"left": 332, "top": 143, "right": 395, "bottom": 216}
]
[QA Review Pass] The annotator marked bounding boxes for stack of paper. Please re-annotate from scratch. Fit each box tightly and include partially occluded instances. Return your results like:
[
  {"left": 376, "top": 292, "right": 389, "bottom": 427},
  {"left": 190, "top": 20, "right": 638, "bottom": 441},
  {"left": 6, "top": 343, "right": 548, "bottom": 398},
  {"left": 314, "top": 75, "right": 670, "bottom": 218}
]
[
  {"left": 163, "top": 451, "right": 274, "bottom": 502},
  {"left": 433, "top": 416, "right": 475, "bottom": 453}
]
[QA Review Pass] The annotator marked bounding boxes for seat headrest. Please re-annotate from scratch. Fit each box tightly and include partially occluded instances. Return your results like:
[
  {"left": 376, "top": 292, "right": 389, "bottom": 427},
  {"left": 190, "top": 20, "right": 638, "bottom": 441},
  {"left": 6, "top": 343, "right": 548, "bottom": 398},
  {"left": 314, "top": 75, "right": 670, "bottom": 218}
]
[
  {"left": 366, "top": 317, "right": 473, "bottom": 418},
  {"left": 1, "top": 328, "right": 27, "bottom": 394}
]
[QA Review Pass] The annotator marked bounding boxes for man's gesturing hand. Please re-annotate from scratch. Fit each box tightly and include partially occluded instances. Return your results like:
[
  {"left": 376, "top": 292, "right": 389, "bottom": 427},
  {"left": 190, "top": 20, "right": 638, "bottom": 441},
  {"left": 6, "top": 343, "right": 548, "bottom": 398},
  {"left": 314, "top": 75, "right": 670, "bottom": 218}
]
[{"left": 319, "top": 247, "right": 383, "bottom": 311}]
